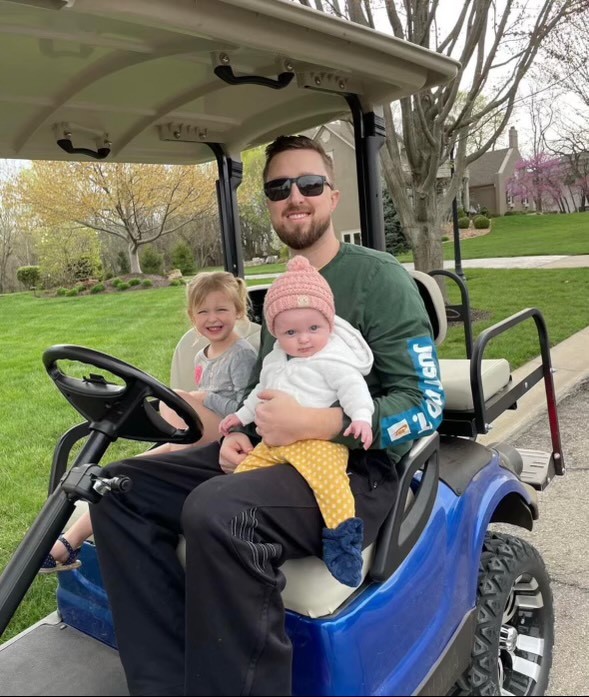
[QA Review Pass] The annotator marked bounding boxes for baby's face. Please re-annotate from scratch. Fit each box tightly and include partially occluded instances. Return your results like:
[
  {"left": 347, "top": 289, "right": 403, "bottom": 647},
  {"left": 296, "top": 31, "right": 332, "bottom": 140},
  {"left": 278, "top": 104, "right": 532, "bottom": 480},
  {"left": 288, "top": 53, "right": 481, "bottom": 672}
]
[{"left": 273, "top": 308, "right": 330, "bottom": 358}]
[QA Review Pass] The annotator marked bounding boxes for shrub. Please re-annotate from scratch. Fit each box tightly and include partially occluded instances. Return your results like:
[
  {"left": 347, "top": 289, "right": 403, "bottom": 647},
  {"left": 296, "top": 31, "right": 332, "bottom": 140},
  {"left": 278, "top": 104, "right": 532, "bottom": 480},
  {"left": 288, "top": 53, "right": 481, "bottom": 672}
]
[
  {"left": 75, "top": 283, "right": 86, "bottom": 294},
  {"left": 383, "top": 186, "right": 409, "bottom": 255},
  {"left": 16, "top": 265, "right": 41, "bottom": 289},
  {"left": 56, "top": 287, "right": 67, "bottom": 296},
  {"left": 65, "top": 288, "right": 79, "bottom": 297},
  {"left": 117, "top": 282, "right": 130, "bottom": 291},
  {"left": 141, "top": 279, "right": 153, "bottom": 288},
  {"left": 65, "top": 254, "right": 97, "bottom": 282},
  {"left": 479, "top": 206, "right": 489, "bottom": 217},
  {"left": 441, "top": 235, "right": 450, "bottom": 242},
  {"left": 457, "top": 217, "right": 471, "bottom": 229},
  {"left": 90, "top": 283, "right": 105, "bottom": 294},
  {"left": 116, "top": 250, "right": 131, "bottom": 275},
  {"left": 473, "top": 216, "right": 490, "bottom": 229},
  {"left": 110, "top": 277, "right": 121, "bottom": 287},
  {"left": 140, "top": 246, "right": 164, "bottom": 275},
  {"left": 171, "top": 242, "right": 196, "bottom": 275},
  {"left": 457, "top": 207, "right": 467, "bottom": 219},
  {"left": 128, "top": 278, "right": 142, "bottom": 287},
  {"left": 169, "top": 279, "right": 182, "bottom": 287}
]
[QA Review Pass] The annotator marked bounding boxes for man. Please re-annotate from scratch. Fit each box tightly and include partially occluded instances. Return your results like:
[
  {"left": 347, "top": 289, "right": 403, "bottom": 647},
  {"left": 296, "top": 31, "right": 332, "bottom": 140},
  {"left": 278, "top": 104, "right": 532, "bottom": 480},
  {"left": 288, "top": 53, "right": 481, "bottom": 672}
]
[{"left": 91, "top": 135, "right": 445, "bottom": 696}]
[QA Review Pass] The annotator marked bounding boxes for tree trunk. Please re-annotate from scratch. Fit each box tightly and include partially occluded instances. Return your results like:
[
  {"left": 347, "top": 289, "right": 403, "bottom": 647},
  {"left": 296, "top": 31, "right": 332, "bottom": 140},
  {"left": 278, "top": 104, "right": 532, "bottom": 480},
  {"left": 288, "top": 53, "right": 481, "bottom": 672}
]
[
  {"left": 409, "top": 226, "right": 444, "bottom": 272},
  {"left": 401, "top": 190, "right": 445, "bottom": 273},
  {"left": 129, "top": 244, "right": 142, "bottom": 274}
]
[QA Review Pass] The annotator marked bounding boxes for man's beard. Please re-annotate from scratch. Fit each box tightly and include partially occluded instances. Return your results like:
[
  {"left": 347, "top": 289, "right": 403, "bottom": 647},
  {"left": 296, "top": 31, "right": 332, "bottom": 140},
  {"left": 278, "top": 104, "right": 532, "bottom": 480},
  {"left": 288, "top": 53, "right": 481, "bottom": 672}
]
[{"left": 273, "top": 212, "right": 331, "bottom": 250}]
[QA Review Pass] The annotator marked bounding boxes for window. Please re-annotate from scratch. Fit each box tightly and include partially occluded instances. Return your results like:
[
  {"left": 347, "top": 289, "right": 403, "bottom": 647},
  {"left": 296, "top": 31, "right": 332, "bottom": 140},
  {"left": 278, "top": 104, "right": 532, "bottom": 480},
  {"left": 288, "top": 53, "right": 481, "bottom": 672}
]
[{"left": 342, "top": 231, "right": 362, "bottom": 245}]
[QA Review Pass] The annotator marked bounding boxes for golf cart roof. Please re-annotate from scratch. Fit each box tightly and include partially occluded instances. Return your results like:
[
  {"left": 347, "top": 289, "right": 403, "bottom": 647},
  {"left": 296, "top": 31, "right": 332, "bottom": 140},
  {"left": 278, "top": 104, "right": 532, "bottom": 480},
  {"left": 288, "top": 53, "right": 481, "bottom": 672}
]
[{"left": 0, "top": 0, "right": 459, "bottom": 164}]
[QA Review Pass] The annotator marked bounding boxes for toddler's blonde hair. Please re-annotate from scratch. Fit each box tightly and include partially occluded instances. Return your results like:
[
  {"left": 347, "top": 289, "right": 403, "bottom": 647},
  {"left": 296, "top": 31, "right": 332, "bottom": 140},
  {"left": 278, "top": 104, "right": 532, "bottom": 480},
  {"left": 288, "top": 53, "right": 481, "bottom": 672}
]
[{"left": 186, "top": 271, "right": 249, "bottom": 321}]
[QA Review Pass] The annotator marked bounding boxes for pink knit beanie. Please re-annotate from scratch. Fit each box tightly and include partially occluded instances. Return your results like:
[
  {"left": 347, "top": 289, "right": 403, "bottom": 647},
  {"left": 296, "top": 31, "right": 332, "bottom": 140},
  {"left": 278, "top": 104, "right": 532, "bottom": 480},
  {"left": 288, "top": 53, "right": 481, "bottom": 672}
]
[{"left": 264, "top": 256, "right": 335, "bottom": 336}]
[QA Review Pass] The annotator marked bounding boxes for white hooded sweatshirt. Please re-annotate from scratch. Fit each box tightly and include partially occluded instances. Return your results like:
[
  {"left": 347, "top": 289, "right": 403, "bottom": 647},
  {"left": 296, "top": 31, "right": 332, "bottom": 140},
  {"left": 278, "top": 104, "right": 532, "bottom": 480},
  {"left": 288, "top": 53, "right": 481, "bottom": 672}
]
[{"left": 236, "top": 315, "right": 374, "bottom": 427}]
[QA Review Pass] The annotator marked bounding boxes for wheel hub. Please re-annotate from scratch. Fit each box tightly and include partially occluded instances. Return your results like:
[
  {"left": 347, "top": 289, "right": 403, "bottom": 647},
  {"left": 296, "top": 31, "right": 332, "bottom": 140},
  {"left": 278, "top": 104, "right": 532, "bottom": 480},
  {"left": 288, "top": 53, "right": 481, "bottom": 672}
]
[
  {"left": 499, "top": 573, "right": 547, "bottom": 695},
  {"left": 500, "top": 625, "right": 518, "bottom": 653}
]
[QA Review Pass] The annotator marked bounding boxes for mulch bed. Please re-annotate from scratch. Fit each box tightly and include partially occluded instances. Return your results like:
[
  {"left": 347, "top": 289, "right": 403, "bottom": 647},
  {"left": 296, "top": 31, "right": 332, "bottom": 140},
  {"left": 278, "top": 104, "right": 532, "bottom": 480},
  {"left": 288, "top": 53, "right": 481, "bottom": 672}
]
[
  {"left": 44, "top": 273, "right": 177, "bottom": 298},
  {"left": 447, "top": 308, "right": 493, "bottom": 325},
  {"left": 99, "top": 274, "right": 171, "bottom": 293}
]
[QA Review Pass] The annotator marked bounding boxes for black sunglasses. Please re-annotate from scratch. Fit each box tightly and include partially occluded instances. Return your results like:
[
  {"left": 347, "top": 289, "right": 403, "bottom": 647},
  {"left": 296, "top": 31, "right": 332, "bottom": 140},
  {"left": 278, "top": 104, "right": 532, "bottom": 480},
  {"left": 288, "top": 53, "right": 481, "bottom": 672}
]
[{"left": 264, "top": 175, "right": 333, "bottom": 202}]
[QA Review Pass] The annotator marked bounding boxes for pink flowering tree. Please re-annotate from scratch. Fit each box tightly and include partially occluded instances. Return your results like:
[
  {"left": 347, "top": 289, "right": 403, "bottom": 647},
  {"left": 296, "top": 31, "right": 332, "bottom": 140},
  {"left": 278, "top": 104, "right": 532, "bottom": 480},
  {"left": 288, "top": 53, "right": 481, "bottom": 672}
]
[{"left": 507, "top": 153, "right": 566, "bottom": 213}]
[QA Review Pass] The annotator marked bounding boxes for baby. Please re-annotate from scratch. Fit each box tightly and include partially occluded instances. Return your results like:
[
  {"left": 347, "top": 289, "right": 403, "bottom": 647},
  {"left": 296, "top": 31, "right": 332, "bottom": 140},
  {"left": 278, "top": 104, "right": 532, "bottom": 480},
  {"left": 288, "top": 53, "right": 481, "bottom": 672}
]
[{"left": 220, "top": 255, "right": 374, "bottom": 586}]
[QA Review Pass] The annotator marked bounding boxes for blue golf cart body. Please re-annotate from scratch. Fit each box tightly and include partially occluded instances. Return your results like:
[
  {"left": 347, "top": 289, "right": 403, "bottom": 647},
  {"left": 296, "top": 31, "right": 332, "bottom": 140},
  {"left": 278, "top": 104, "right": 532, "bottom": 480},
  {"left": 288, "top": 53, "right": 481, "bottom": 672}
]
[{"left": 56, "top": 450, "right": 536, "bottom": 695}]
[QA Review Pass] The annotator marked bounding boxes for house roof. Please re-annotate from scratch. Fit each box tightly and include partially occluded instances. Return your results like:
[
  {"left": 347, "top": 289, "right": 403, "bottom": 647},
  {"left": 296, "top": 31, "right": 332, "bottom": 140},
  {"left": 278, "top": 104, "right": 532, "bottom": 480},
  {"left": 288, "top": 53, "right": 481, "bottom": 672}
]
[
  {"left": 309, "top": 122, "right": 355, "bottom": 151},
  {"left": 468, "top": 148, "right": 510, "bottom": 187}
]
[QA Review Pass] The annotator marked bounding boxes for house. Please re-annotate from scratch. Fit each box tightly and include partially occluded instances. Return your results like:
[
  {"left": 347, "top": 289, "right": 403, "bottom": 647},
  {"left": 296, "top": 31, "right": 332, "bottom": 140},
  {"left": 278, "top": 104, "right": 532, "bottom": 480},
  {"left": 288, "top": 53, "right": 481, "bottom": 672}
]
[
  {"left": 468, "top": 127, "right": 523, "bottom": 215},
  {"left": 306, "top": 122, "right": 362, "bottom": 245},
  {"left": 306, "top": 121, "right": 466, "bottom": 244}
]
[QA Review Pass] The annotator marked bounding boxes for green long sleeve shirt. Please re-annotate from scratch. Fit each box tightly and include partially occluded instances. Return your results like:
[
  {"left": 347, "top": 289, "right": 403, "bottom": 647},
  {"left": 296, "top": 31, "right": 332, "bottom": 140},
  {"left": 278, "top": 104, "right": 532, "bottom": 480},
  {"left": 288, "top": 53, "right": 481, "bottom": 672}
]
[{"left": 243, "top": 243, "right": 445, "bottom": 464}]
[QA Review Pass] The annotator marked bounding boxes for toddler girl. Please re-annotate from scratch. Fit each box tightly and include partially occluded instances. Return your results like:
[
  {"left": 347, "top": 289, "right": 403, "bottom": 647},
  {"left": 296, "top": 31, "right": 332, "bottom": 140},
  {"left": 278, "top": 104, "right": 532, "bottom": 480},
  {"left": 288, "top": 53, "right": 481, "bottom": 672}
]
[{"left": 41, "top": 271, "right": 257, "bottom": 573}]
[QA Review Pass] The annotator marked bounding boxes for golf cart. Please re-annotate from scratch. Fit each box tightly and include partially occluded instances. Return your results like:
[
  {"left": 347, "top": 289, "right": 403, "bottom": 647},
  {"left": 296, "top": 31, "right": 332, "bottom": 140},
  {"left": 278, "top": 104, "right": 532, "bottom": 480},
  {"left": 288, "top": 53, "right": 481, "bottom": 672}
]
[{"left": 0, "top": 1, "right": 564, "bottom": 695}]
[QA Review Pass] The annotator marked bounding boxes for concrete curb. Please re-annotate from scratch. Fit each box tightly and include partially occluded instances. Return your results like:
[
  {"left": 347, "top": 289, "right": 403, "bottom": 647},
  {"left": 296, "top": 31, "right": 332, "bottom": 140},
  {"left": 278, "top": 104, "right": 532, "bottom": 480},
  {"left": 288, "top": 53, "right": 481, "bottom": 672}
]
[{"left": 479, "top": 325, "right": 589, "bottom": 445}]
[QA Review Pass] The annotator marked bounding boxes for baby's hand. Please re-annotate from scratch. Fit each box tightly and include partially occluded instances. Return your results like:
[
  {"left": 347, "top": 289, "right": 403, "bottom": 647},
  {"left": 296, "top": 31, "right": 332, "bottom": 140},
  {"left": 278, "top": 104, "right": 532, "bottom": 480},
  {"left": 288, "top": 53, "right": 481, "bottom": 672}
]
[
  {"left": 343, "top": 420, "right": 373, "bottom": 450},
  {"left": 219, "top": 413, "right": 243, "bottom": 437}
]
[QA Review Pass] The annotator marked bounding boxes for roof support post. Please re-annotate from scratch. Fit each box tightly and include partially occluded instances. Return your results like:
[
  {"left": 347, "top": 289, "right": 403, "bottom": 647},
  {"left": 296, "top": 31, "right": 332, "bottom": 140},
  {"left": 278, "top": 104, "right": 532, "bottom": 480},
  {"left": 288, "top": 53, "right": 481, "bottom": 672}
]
[
  {"left": 345, "top": 96, "right": 386, "bottom": 251},
  {"left": 208, "top": 143, "right": 244, "bottom": 278}
]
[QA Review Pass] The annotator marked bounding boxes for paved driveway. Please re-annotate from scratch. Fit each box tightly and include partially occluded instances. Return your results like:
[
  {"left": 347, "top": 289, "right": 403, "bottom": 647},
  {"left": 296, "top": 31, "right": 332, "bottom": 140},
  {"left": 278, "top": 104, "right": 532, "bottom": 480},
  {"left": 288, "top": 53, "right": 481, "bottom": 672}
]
[
  {"left": 246, "top": 255, "right": 589, "bottom": 279},
  {"left": 402, "top": 255, "right": 589, "bottom": 270},
  {"left": 495, "top": 381, "right": 589, "bottom": 695}
]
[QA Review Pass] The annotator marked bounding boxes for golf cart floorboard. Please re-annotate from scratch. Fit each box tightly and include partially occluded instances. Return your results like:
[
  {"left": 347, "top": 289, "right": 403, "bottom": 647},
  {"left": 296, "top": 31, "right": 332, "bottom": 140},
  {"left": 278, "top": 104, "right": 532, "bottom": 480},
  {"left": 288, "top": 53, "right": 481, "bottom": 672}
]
[
  {"left": 0, "top": 614, "right": 127, "bottom": 696},
  {"left": 518, "top": 448, "right": 556, "bottom": 491}
]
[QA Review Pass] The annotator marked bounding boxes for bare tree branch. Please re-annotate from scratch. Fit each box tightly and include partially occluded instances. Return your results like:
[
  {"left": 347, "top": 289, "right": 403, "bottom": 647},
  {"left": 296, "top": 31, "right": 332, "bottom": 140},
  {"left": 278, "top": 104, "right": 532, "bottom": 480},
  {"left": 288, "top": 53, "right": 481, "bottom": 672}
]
[{"left": 291, "top": 0, "right": 587, "bottom": 271}]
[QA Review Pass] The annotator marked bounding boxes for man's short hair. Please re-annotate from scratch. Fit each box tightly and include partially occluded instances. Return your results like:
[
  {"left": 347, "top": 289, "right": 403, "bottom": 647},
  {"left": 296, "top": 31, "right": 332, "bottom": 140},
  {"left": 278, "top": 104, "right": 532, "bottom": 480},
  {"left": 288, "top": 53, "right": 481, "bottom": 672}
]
[{"left": 263, "top": 135, "right": 335, "bottom": 183}]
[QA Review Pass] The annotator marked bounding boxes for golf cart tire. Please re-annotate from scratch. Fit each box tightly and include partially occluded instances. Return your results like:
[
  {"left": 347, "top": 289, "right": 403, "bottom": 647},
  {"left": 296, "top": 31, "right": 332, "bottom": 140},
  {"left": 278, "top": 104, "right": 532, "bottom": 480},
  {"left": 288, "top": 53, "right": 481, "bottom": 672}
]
[{"left": 453, "top": 532, "right": 554, "bottom": 696}]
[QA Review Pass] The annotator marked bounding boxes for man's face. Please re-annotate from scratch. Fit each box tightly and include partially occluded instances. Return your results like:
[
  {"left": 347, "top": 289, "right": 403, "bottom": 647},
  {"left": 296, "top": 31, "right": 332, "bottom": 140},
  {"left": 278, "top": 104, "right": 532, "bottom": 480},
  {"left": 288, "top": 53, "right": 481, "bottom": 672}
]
[{"left": 264, "top": 149, "right": 340, "bottom": 250}]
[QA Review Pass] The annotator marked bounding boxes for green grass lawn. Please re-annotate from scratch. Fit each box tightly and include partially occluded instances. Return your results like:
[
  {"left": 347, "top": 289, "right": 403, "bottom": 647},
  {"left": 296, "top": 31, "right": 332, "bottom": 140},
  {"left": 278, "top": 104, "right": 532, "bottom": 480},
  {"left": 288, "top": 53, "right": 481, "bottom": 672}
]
[
  {"left": 245, "top": 262, "right": 285, "bottom": 275},
  {"left": 202, "top": 262, "right": 286, "bottom": 275},
  {"left": 1, "top": 266, "right": 588, "bottom": 641},
  {"left": 398, "top": 211, "right": 589, "bottom": 262}
]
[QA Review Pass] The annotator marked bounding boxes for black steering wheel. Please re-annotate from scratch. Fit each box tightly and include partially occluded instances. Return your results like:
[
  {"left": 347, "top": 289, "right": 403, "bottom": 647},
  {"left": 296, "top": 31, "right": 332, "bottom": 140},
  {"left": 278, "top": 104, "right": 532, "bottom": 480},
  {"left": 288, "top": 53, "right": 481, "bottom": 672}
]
[{"left": 43, "top": 345, "right": 203, "bottom": 444}]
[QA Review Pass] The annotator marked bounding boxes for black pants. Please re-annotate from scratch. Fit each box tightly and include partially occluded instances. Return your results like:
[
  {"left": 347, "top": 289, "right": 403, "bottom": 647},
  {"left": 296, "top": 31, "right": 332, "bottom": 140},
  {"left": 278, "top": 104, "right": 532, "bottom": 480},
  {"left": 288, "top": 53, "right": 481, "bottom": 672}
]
[{"left": 90, "top": 442, "right": 398, "bottom": 696}]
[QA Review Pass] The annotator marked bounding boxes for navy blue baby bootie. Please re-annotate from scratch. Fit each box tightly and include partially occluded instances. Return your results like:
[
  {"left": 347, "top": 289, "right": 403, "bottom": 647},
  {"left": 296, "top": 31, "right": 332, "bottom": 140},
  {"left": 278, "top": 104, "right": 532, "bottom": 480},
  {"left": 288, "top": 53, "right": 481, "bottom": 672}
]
[{"left": 322, "top": 517, "right": 364, "bottom": 587}]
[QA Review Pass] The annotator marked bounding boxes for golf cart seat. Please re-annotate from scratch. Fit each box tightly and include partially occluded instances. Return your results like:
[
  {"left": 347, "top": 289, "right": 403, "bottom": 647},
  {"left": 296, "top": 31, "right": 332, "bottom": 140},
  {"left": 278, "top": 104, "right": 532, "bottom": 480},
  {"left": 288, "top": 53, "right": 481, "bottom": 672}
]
[
  {"left": 409, "top": 268, "right": 559, "bottom": 444},
  {"left": 409, "top": 270, "right": 511, "bottom": 421}
]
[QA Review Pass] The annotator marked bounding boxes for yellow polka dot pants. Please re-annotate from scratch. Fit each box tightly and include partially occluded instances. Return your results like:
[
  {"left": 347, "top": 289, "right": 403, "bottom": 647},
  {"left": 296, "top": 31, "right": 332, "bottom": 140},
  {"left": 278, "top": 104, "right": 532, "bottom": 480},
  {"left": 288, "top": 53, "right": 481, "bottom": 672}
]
[{"left": 234, "top": 440, "right": 353, "bottom": 530}]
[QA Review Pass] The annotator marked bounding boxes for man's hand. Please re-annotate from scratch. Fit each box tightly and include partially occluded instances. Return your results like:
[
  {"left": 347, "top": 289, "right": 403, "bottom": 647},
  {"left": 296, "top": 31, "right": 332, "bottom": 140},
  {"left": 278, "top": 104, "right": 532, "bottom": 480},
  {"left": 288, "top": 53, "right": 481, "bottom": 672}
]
[
  {"left": 219, "top": 432, "right": 254, "bottom": 473},
  {"left": 343, "top": 420, "right": 373, "bottom": 450},
  {"left": 255, "top": 390, "right": 343, "bottom": 447},
  {"left": 219, "top": 413, "right": 243, "bottom": 437}
]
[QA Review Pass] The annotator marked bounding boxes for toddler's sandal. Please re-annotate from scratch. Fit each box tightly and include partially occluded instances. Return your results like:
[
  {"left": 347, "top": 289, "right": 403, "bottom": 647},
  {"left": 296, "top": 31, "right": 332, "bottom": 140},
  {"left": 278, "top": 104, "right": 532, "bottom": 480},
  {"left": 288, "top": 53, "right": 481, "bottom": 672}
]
[{"left": 39, "top": 534, "right": 82, "bottom": 574}]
